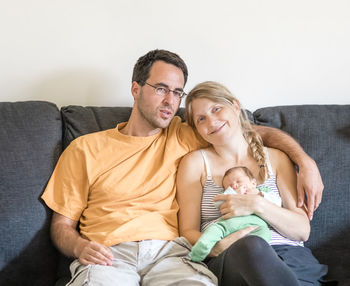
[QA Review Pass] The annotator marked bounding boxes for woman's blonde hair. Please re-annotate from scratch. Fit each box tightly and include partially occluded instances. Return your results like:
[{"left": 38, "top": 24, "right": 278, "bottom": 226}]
[{"left": 185, "top": 81, "right": 269, "bottom": 181}]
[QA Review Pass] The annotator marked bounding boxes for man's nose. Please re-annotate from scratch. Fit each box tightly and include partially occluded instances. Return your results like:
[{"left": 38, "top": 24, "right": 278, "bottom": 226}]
[{"left": 163, "top": 92, "right": 175, "bottom": 105}]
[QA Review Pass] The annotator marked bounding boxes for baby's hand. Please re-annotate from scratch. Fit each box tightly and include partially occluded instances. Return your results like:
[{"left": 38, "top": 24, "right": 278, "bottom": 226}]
[
  {"left": 247, "top": 187, "right": 260, "bottom": 195},
  {"left": 235, "top": 185, "right": 248, "bottom": 194},
  {"left": 234, "top": 184, "right": 259, "bottom": 195},
  {"left": 214, "top": 187, "right": 236, "bottom": 209}
]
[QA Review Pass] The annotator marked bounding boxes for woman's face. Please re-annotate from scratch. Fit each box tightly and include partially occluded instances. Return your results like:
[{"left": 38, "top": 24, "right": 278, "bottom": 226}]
[{"left": 191, "top": 97, "right": 241, "bottom": 146}]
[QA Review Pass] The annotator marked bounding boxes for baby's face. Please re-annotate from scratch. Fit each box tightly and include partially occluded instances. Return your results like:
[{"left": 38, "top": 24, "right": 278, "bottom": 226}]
[{"left": 223, "top": 169, "right": 257, "bottom": 194}]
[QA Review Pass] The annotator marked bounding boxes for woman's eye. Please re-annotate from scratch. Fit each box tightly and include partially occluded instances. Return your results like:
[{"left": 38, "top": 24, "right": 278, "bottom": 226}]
[{"left": 213, "top": 107, "right": 221, "bottom": 112}]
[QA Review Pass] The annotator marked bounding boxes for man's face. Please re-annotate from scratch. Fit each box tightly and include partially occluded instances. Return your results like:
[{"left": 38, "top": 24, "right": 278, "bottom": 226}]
[{"left": 133, "top": 61, "right": 185, "bottom": 132}]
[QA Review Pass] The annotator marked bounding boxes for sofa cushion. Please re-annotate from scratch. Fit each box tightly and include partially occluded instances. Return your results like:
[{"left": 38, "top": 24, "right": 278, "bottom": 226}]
[
  {"left": 253, "top": 104, "right": 350, "bottom": 284},
  {"left": 0, "top": 101, "right": 62, "bottom": 286},
  {"left": 61, "top": 106, "right": 133, "bottom": 148},
  {"left": 61, "top": 106, "right": 191, "bottom": 148}
]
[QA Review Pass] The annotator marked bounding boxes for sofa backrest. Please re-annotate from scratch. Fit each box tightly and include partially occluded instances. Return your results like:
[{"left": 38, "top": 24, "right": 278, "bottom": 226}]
[
  {"left": 254, "top": 104, "right": 350, "bottom": 283},
  {"left": 0, "top": 101, "right": 62, "bottom": 285},
  {"left": 61, "top": 105, "right": 186, "bottom": 148}
]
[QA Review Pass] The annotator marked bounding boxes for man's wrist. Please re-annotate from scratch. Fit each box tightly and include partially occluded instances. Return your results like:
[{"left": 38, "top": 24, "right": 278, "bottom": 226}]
[
  {"left": 73, "top": 236, "right": 87, "bottom": 258},
  {"left": 297, "top": 154, "right": 316, "bottom": 172}
]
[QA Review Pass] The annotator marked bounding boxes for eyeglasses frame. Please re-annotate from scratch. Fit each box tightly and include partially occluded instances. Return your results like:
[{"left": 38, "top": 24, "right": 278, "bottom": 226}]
[{"left": 143, "top": 82, "right": 187, "bottom": 99}]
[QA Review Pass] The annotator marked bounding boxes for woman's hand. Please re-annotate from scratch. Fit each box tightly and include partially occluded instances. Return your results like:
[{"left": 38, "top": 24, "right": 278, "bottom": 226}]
[
  {"left": 209, "top": 226, "right": 258, "bottom": 257},
  {"left": 213, "top": 194, "right": 261, "bottom": 220}
]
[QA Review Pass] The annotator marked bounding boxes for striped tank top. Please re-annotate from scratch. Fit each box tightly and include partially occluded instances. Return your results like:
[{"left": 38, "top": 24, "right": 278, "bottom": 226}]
[{"left": 200, "top": 149, "right": 303, "bottom": 247}]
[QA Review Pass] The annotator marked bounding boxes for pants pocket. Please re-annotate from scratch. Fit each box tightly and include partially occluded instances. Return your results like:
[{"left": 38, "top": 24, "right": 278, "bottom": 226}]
[{"left": 66, "top": 260, "right": 91, "bottom": 286}]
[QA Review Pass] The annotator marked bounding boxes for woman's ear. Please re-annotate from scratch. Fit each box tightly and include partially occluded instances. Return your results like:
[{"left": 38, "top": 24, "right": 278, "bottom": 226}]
[
  {"left": 232, "top": 99, "right": 241, "bottom": 113},
  {"left": 131, "top": 81, "right": 141, "bottom": 100}
]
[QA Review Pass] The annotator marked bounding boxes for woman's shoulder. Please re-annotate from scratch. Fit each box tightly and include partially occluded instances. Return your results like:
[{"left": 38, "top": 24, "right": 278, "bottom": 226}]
[
  {"left": 266, "top": 147, "right": 293, "bottom": 171},
  {"left": 266, "top": 147, "right": 289, "bottom": 160},
  {"left": 179, "top": 148, "right": 212, "bottom": 170},
  {"left": 182, "top": 147, "right": 211, "bottom": 160}
]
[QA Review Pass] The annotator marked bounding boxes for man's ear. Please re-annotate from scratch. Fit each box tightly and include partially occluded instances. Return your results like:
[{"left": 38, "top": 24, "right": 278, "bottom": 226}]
[{"left": 131, "top": 81, "right": 141, "bottom": 100}]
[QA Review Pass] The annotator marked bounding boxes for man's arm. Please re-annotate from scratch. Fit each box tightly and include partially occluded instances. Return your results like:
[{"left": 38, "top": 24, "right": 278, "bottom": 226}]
[
  {"left": 253, "top": 124, "right": 324, "bottom": 220},
  {"left": 51, "top": 212, "right": 114, "bottom": 266}
]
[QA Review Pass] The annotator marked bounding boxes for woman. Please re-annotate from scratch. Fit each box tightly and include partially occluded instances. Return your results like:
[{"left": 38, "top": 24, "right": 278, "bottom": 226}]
[{"left": 176, "top": 81, "right": 328, "bottom": 285}]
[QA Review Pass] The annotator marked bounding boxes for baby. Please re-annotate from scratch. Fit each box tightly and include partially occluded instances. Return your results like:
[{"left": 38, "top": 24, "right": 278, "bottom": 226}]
[
  {"left": 189, "top": 166, "right": 281, "bottom": 262},
  {"left": 220, "top": 166, "right": 281, "bottom": 207}
]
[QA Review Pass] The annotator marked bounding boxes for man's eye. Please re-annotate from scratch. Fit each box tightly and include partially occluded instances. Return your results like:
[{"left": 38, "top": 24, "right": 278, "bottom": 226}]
[
  {"left": 214, "top": 107, "right": 221, "bottom": 112},
  {"left": 156, "top": 87, "right": 168, "bottom": 94},
  {"left": 173, "top": 91, "right": 182, "bottom": 97}
]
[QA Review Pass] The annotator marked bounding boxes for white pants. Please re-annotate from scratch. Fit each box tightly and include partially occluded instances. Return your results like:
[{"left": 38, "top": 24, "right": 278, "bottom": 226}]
[{"left": 66, "top": 237, "right": 217, "bottom": 286}]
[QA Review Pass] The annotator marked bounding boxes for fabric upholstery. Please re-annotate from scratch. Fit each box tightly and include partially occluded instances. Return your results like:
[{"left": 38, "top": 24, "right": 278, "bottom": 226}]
[
  {"left": 61, "top": 105, "right": 133, "bottom": 149},
  {"left": 0, "top": 101, "right": 62, "bottom": 286},
  {"left": 254, "top": 104, "right": 350, "bottom": 283}
]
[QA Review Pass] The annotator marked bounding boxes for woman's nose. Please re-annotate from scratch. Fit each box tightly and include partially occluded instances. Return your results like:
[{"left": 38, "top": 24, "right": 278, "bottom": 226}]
[{"left": 207, "top": 115, "right": 217, "bottom": 126}]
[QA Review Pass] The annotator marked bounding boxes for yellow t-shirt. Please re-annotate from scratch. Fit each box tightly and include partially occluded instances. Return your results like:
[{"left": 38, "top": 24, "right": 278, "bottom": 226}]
[{"left": 42, "top": 116, "right": 203, "bottom": 246}]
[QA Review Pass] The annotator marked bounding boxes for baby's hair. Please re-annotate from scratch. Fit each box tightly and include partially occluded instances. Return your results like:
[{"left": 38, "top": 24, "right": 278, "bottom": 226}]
[{"left": 224, "top": 166, "right": 256, "bottom": 181}]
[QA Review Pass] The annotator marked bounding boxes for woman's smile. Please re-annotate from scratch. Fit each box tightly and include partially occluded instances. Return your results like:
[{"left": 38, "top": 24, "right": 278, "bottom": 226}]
[{"left": 209, "top": 122, "right": 227, "bottom": 135}]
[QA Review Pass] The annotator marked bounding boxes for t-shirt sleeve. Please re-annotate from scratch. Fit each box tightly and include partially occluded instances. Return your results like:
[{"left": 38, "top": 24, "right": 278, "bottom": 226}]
[{"left": 41, "top": 139, "right": 90, "bottom": 221}]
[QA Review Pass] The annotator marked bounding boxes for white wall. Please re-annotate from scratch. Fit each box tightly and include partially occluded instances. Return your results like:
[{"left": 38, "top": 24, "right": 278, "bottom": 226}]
[{"left": 1, "top": 0, "right": 349, "bottom": 110}]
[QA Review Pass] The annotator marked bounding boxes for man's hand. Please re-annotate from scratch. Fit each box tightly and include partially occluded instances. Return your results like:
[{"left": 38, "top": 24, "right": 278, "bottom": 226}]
[
  {"left": 74, "top": 239, "right": 114, "bottom": 266},
  {"left": 51, "top": 212, "right": 114, "bottom": 266},
  {"left": 209, "top": 226, "right": 258, "bottom": 257},
  {"left": 297, "top": 158, "right": 324, "bottom": 220}
]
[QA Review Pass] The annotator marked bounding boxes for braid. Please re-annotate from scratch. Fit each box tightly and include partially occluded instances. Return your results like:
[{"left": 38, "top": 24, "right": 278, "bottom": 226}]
[{"left": 240, "top": 111, "right": 269, "bottom": 181}]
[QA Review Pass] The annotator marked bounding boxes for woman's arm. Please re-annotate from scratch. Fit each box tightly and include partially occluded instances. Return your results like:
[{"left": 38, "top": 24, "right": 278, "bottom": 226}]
[
  {"left": 253, "top": 124, "right": 324, "bottom": 220},
  {"left": 177, "top": 150, "right": 257, "bottom": 257},
  {"left": 216, "top": 148, "right": 310, "bottom": 241},
  {"left": 176, "top": 151, "right": 204, "bottom": 245},
  {"left": 256, "top": 148, "right": 310, "bottom": 241}
]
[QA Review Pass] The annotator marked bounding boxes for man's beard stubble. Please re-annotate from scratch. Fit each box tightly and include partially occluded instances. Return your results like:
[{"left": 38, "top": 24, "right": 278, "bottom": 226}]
[{"left": 137, "top": 90, "right": 174, "bottom": 130}]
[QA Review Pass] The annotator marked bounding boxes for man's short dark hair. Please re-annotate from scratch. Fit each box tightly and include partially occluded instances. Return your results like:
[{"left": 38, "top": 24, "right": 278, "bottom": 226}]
[{"left": 132, "top": 49, "right": 188, "bottom": 86}]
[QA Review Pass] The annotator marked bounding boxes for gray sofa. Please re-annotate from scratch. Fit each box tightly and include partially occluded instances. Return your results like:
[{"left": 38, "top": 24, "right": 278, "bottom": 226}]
[{"left": 0, "top": 101, "right": 349, "bottom": 285}]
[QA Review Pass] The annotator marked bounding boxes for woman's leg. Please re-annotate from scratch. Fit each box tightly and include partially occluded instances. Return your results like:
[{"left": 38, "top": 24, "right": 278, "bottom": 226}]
[
  {"left": 272, "top": 245, "right": 329, "bottom": 286},
  {"left": 206, "top": 236, "right": 300, "bottom": 286}
]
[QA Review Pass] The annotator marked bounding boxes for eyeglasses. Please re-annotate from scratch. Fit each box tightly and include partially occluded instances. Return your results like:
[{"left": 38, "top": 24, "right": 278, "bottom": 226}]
[{"left": 144, "top": 82, "right": 187, "bottom": 99}]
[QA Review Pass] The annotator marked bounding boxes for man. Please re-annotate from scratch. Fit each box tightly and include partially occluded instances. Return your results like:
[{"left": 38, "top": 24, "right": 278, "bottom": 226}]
[{"left": 42, "top": 49, "right": 323, "bottom": 285}]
